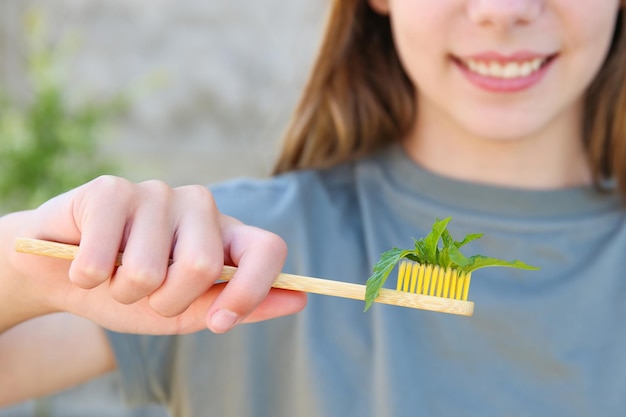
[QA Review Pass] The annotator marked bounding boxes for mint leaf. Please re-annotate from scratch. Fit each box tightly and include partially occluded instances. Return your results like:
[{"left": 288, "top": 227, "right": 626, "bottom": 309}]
[
  {"left": 364, "top": 248, "right": 411, "bottom": 311},
  {"left": 455, "top": 233, "right": 483, "bottom": 248},
  {"left": 440, "top": 227, "right": 469, "bottom": 268},
  {"left": 419, "top": 217, "right": 451, "bottom": 264},
  {"left": 461, "top": 255, "right": 540, "bottom": 274},
  {"left": 363, "top": 217, "right": 539, "bottom": 311},
  {"left": 445, "top": 235, "right": 470, "bottom": 268}
]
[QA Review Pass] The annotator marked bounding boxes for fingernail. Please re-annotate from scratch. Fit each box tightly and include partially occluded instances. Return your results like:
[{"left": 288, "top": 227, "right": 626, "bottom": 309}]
[{"left": 210, "top": 309, "right": 238, "bottom": 333}]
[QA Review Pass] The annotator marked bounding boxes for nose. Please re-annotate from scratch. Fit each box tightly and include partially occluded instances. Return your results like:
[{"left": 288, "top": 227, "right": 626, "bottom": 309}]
[{"left": 467, "top": 0, "right": 543, "bottom": 30}]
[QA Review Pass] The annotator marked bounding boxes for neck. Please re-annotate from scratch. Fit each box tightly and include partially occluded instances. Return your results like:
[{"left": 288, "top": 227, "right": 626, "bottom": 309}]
[{"left": 403, "top": 105, "right": 592, "bottom": 190}]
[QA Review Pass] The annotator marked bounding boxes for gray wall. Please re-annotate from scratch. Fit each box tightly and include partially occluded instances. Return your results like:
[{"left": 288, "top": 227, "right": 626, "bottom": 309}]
[
  {"left": 0, "top": 0, "right": 328, "bottom": 186},
  {"left": 0, "top": 0, "right": 328, "bottom": 416}
]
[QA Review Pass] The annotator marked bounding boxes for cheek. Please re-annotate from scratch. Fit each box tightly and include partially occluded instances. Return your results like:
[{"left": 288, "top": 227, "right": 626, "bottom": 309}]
[
  {"left": 388, "top": 9, "right": 450, "bottom": 90},
  {"left": 563, "top": 3, "right": 619, "bottom": 80}
]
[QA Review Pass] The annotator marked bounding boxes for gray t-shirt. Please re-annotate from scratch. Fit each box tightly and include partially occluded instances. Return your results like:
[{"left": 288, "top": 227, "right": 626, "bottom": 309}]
[{"left": 107, "top": 144, "right": 626, "bottom": 417}]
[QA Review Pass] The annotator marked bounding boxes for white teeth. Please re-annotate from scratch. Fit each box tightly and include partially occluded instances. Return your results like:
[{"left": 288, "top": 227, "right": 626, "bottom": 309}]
[{"left": 464, "top": 57, "right": 546, "bottom": 79}]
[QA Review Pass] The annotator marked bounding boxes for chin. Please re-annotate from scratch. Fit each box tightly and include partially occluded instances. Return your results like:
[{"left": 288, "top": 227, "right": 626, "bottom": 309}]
[
  {"left": 459, "top": 114, "right": 550, "bottom": 143},
  {"left": 473, "top": 128, "right": 537, "bottom": 143}
]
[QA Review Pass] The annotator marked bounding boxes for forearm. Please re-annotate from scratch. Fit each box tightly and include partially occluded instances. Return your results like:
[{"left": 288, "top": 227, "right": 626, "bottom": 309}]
[
  {"left": 0, "top": 211, "right": 118, "bottom": 405},
  {"left": 0, "top": 313, "right": 116, "bottom": 406}
]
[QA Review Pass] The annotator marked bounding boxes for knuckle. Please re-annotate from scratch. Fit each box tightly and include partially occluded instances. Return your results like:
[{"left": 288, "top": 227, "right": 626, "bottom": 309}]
[
  {"left": 84, "top": 175, "right": 135, "bottom": 207},
  {"left": 176, "top": 185, "right": 217, "bottom": 209},
  {"left": 140, "top": 179, "right": 173, "bottom": 198},
  {"left": 90, "top": 175, "right": 133, "bottom": 195},
  {"left": 139, "top": 180, "right": 175, "bottom": 210},
  {"left": 116, "top": 265, "right": 163, "bottom": 293},
  {"left": 177, "top": 254, "right": 224, "bottom": 282},
  {"left": 258, "top": 230, "right": 288, "bottom": 261},
  {"left": 69, "top": 264, "right": 111, "bottom": 289}
]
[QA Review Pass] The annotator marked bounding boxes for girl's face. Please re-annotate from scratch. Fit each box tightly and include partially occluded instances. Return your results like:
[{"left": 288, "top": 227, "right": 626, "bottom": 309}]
[{"left": 370, "top": 0, "right": 622, "bottom": 143}]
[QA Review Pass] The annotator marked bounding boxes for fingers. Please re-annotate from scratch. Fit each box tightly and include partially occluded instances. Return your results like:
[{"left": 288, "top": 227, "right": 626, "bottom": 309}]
[
  {"left": 146, "top": 185, "right": 225, "bottom": 317},
  {"left": 143, "top": 197, "right": 303, "bottom": 331},
  {"left": 108, "top": 180, "right": 175, "bottom": 304},
  {"left": 67, "top": 176, "right": 136, "bottom": 289},
  {"left": 28, "top": 176, "right": 305, "bottom": 334},
  {"left": 205, "top": 222, "right": 291, "bottom": 333}
]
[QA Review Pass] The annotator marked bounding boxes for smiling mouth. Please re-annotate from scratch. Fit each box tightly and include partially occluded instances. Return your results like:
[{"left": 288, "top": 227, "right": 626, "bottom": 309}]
[{"left": 455, "top": 55, "right": 556, "bottom": 79}]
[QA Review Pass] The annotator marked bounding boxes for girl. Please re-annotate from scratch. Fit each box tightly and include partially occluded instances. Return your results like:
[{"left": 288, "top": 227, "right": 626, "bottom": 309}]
[{"left": 2, "top": 1, "right": 625, "bottom": 416}]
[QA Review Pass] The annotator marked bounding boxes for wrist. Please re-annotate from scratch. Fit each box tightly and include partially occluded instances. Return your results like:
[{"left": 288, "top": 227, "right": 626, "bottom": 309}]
[{"left": 0, "top": 211, "right": 61, "bottom": 332}]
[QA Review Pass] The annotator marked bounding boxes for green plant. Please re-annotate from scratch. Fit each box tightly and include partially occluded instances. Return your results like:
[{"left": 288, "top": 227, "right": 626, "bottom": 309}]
[{"left": 0, "top": 8, "right": 126, "bottom": 213}]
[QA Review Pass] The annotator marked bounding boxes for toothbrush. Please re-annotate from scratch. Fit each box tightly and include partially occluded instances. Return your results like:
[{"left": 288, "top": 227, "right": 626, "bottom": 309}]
[{"left": 14, "top": 237, "right": 475, "bottom": 316}]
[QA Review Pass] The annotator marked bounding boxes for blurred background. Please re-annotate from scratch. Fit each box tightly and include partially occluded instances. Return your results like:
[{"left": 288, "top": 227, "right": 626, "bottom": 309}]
[{"left": 0, "top": 0, "right": 328, "bottom": 415}]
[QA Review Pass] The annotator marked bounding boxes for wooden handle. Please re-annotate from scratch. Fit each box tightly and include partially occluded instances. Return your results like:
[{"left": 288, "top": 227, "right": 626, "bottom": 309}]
[{"left": 14, "top": 238, "right": 474, "bottom": 316}]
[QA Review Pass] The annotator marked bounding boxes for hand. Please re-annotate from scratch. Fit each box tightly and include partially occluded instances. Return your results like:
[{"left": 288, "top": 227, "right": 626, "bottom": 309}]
[{"left": 1, "top": 176, "right": 307, "bottom": 334}]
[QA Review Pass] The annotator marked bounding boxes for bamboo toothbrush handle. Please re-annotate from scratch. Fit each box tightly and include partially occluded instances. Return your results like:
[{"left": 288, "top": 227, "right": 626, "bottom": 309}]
[{"left": 14, "top": 238, "right": 474, "bottom": 316}]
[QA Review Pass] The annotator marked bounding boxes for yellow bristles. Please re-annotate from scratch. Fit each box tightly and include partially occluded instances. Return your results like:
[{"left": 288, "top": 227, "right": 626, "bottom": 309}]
[{"left": 396, "top": 260, "right": 472, "bottom": 301}]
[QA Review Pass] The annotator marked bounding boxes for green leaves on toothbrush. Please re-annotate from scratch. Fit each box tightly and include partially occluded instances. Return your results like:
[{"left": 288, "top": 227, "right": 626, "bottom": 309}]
[{"left": 363, "top": 217, "right": 539, "bottom": 311}]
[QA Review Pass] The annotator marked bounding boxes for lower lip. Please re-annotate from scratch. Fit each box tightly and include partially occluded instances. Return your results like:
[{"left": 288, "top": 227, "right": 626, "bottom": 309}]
[{"left": 455, "top": 57, "right": 554, "bottom": 93}]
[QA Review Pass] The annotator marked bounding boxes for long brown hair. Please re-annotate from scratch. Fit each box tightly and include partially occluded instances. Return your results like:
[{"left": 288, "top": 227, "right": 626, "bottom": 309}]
[
  {"left": 585, "top": 7, "right": 626, "bottom": 195},
  {"left": 273, "top": 1, "right": 626, "bottom": 198},
  {"left": 272, "top": 0, "right": 414, "bottom": 174}
]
